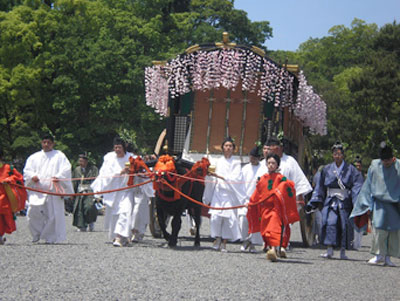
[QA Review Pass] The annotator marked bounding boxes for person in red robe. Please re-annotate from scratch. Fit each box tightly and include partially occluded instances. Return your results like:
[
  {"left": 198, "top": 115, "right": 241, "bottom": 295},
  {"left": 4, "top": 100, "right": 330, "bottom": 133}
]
[
  {"left": 0, "top": 148, "right": 27, "bottom": 245},
  {"left": 247, "top": 153, "right": 300, "bottom": 261}
]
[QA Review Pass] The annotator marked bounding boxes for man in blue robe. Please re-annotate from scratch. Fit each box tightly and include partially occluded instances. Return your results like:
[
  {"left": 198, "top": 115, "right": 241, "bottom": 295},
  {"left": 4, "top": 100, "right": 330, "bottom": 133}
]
[
  {"left": 350, "top": 142, "right": 400, "bottom": 267},
  {"left": 307, "top": 142, "right": 364, "bottom": 259}
]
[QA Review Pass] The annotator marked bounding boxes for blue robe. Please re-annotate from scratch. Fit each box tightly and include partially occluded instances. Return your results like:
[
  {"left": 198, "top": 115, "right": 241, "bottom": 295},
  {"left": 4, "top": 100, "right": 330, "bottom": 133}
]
[
  {"left": 350, "top": 159, "right": 400, "bottom": 231},
  {"left": 309, "top": 162, "right": 364, "bottom": 248}
]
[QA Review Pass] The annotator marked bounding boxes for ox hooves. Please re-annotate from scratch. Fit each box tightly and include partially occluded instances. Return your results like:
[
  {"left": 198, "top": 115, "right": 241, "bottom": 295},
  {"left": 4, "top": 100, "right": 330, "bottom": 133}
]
[
  {"left": 168, "top": 237, "right": 178, "bottom": 248},
  {"left": 168, "top": 242, "right": 177, "bottom": 248},
  {"left": 162, "top": 233, "right": 171, "bottom": 242}
]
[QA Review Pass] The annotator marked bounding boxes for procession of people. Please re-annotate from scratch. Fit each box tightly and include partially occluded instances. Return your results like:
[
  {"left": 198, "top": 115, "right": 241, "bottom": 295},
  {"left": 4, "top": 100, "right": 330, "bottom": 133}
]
[{"left": 0, "top": 134, "right": 399, "bottom": 267}]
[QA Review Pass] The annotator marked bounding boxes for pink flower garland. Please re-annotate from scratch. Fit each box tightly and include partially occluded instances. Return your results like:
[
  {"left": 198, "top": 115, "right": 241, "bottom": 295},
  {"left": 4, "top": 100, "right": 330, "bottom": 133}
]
[
  {"left": 295, "top": 71, "right": 327, "bottom": 135},
  {"left": 144, "top": 48, "right": 327, "bottom": 135},
  {"left": 145, "top": 66, "right": 169, "bottom": 116}
]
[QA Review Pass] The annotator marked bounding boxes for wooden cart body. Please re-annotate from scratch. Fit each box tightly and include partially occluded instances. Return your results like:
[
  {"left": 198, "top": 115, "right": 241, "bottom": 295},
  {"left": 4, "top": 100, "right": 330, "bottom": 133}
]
[{"left": 146, "top": 34, "right": 327, "bottom": 246}]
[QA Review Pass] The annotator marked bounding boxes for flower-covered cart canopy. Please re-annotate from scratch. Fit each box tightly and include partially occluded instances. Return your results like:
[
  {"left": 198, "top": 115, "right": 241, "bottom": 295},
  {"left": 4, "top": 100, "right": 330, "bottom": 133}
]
[{"left": 145, "top": 43, "right": 327, "bottom": 136}]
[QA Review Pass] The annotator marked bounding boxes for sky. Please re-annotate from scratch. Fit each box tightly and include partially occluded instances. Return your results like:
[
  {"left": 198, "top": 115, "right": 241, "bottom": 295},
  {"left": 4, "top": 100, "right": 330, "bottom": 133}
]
[{"left": 234, "top": 0, "right": 400, "bottom": 51}]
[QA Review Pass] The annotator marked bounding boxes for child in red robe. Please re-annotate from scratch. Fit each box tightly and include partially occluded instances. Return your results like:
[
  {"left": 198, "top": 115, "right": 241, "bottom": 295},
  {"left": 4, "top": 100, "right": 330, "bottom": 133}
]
[
  {"left": 247, "top": 153, "right": 299, "bottom": 261},
  {"left": 0, "top": 148, "right": 27, "bottom": 245}
]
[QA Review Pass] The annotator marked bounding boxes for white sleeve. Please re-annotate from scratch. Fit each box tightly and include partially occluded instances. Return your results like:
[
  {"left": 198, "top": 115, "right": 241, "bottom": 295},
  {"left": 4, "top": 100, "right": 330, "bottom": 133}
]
[{"left": 287, "top": 157, "right": 312, "bottom": 196}]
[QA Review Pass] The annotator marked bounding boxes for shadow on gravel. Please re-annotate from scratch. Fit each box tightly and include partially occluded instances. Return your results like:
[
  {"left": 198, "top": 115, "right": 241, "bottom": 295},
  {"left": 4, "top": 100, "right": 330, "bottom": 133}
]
[
  {"left": 132, "top": 241, "right": 206, "bottom": 251},
  {"left": 288, "top": 241, "right": 305, "bottom": 248},
  {"left": 169, "top": 246, "right": 207, "bottom": 252},
  {"left": 318, "top": 257, "right": 368, "bottom": 262},
  {"left": 364, "top": 263, "right": 399, "bottom": 268},
  {"left": 179, "top": 235, "right": 214, "bottom": 243},
  {"left": 252, "top": 257, "right": 314, "bottom": 265},
  {"left": 277, "top": 259, "right": 314, "bottom": 265},
  {"left": 33, "top": 242, "right": 90, "bottom": 246},
  {"left": 356, "top": 247, "right": 372, "bottom": 253},
  {"left": 2, "top": 242, "right": 91, "bottom": 247}
]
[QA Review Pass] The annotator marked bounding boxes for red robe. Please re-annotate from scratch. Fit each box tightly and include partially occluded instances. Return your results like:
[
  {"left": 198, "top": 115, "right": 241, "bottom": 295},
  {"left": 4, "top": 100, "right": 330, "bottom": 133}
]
[
  {"left": 247, "top": 173, "right": 299, "bottom": 248},
  {"left": 0, "top": 163, "right": 27, "bottom": 236}
]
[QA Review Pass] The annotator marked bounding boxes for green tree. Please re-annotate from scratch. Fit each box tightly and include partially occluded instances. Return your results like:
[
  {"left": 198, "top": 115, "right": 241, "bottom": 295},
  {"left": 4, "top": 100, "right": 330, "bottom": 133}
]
[
  {"left": 298, "top": 19, "right": 377, "bottom": 82},
  {"left": 295, "top": 19, "right": 382, "bottom": 163},
  {"left": 0, "top": 0, "right": 272, "bottom": 163},
  {"left": 349, "top": 22, "right": 400, "bottom": 156},
  {"left": 0, "top": 5, "right": 44, "bottom": 158}
]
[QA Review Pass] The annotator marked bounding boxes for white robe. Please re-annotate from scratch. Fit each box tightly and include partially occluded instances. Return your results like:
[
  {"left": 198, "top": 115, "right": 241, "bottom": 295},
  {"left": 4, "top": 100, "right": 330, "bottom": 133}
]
[
  {"left": 240, "top": 162, "right": 264, "bottom": 245},
  {"left": 204, "top": 156, "right": 245, "bottom": 241},
  {"left": 24, "top": 149, "right": 73, "bottom": 243},
  {"left": 240, "top": 163, "right": 261, "bottom": 216},
  {"left": 258, "top": 153, "right": 312, "bottom": 197},
  {"left": 91, "top": 152, "right": 135, "bottom": 239},
  {"left": 131, "top": 175, "right": 154, "bottom": 235}
]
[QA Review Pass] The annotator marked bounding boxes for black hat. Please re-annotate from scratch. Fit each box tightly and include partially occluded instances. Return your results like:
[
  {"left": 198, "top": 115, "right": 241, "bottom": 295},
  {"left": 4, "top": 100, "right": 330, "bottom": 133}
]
[
  {"left": 331, "top": 141, "right": 344, "bottom": 153},
  {"left": 221, "top": 136, "right": 236, "bottom": 150},
  {"left": 249, "top": 146, "right": 260, "bottom": 158},
  {"left": 264, "top": 136, "right": 281, "bottom": 147},
  {"left": 41, "top": 133, "right": 54, "bottom": 142},
  {"left": 79, "top": 153, "right": 88, "bottom": 160},
  {"left": 353, "top": 155, "right": 362, "bottom": 164},
  {"left": 379, "top": 141, "right": 393, "bottom": 160}
]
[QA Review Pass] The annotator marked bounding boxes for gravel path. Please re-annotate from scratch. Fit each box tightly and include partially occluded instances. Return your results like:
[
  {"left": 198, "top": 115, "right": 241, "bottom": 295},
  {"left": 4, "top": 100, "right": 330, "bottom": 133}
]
[{"left": 1, "top": 215, "right": 399, "bottom": 300}]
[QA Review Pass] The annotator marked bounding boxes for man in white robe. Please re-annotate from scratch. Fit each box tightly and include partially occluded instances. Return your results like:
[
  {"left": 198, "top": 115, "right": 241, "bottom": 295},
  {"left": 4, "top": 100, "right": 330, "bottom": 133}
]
[
  {"left": 203, "top": 137, "right": 246, "bottom": 252},
  {"left": 257, "top": 137, "right": 312, "bottom": 255},
  {"left": 239, "top": 146, "right": 264, "bottom": 252},
  {"left": 91, "top": 137, "right": 135, "bottom": 247},
  {"left": 24, "top": 134, "right": 73, "bottom": 244},
  {"left": 258, "top": 138, "right": 312, "bottom": 198}
]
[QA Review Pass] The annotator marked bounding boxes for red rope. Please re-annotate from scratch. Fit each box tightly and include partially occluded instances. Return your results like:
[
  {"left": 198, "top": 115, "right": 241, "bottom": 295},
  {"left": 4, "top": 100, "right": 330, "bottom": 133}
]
[
  {"left": 5, "top": 168, "right": 275, "bottom": 211},
  {"left": 5, "top": 179, "right": 153, "bottom": 197},
  {"left": 159, "top": 178, "right": 273, "bottom": 210}
]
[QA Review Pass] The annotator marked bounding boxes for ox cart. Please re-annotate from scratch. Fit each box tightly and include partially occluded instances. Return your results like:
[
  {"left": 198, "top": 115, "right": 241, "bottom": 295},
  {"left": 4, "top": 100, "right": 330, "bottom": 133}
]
[{"left": 145, "top": 33, "right": 327, "bottom": 247}]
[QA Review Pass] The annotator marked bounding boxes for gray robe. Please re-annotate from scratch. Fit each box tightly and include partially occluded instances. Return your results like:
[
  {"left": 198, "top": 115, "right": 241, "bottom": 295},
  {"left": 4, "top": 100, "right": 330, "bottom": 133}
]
[
  {"left": 309, "top": 161, "right": 363, "bottom": 248},
  {"left": 72, "top": 164, "right": 99, "bottom": 229}
]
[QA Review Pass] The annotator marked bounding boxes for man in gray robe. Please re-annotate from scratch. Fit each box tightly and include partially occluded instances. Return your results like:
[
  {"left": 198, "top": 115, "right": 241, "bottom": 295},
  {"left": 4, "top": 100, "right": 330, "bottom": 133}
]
[
  {"left": 72, "top": 154, "right": 99, "bottom": 232},
  {"left": 351, "top": 142, "right": 400, "bottom": 267}
]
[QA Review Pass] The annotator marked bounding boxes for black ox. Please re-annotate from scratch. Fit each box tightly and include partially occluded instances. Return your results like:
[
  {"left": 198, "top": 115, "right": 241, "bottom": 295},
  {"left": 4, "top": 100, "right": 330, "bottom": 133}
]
[{"left": 146, "top": 157, "right": 209, "bottom": 248}]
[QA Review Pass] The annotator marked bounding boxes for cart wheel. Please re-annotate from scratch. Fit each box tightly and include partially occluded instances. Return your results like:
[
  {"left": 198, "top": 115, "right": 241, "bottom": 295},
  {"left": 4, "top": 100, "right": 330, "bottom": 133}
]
[
  {"left": 298, "top": 202, "right": 316, "bottom": 247},
  {"left": 149, "top": 197, "right": 162, "bottom": 238}
]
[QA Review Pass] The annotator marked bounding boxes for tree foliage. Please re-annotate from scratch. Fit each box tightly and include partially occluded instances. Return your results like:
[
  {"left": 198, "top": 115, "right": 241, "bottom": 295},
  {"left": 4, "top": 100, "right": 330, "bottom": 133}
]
[
  {"left": 349, "top": 22, "right": 400, "bottom": 157},
  {"left": 0, "top": 0, "right": 273, "bottom": 164},
  {"left": 273, "top": 20, "right": 400, "bottom": 166}
]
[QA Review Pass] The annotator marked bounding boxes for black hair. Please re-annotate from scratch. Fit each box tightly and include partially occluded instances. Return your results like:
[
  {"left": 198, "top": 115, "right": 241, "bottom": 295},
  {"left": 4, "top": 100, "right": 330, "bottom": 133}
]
[
  {"left": 249, "top": 146, "right": 260, "bottom": 157},
  {"left": 221, "top": 136, "right": 236, "bottom": 150},
  {"left": 266, "top": 153, "right": 281, "bottom": 167},
  {"left": 113, "top": 137, "right": 126, "bottom": 152},
  {"left": 379, "top": 141, "right": 393, "bottom": 160},
  {"left": 41, "top": 133, "right": 54, "bottom": 142}
]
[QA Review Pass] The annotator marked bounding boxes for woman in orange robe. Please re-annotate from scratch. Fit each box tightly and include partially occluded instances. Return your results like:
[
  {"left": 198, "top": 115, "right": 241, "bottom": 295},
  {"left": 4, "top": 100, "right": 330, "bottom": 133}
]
[
  {"left": 0, "top": 149, "right": 27, "bottom": 245},
  {"left": 247, "top": 153, "right": 300, "bottom": 261}
]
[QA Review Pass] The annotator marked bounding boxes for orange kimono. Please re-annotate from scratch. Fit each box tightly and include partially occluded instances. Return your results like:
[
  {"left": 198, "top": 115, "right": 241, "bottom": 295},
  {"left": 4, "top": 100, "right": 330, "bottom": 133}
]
[
  {"left": 247, "top": 173, "right": 299, "bottom": 248},
  {"left": 0, "top": 163, "right": 27, "bottom": 236}
]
